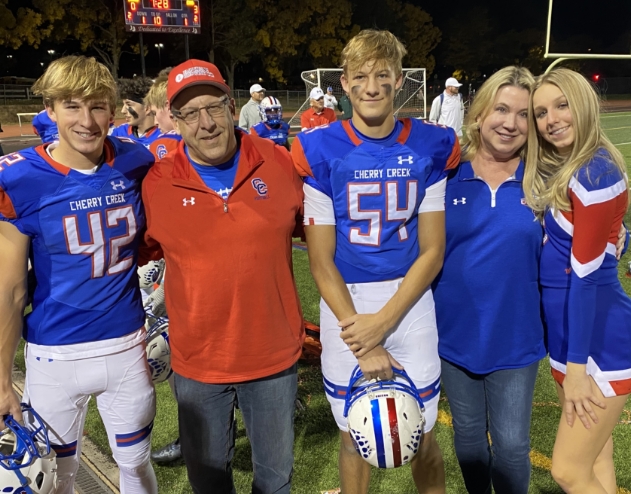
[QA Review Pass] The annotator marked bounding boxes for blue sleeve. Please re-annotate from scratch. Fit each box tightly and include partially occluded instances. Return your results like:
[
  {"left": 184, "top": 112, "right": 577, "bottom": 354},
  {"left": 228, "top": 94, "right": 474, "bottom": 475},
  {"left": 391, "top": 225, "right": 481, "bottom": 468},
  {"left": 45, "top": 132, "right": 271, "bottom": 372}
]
[{"left": 567, "top": 271, "right": 599, "bottom": 363}]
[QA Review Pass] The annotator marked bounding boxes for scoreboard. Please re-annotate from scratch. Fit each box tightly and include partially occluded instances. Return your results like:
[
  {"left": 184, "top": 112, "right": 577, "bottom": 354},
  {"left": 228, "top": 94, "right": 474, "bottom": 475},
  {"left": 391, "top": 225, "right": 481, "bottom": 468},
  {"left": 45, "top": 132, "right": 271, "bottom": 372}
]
[{"left": 124, "top": 0, "right": 201, "bottom": 34}]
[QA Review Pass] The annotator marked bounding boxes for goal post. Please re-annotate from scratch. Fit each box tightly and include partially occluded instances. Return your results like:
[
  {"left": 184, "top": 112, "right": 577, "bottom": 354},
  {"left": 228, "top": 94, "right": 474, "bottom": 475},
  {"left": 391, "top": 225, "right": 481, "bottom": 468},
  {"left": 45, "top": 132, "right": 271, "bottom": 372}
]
[
  {"left": 543, "top": 0, "right": 631, "bottom": 73},
  {"left": 288, "top": 68, "right": 427, "bottom": 129}
]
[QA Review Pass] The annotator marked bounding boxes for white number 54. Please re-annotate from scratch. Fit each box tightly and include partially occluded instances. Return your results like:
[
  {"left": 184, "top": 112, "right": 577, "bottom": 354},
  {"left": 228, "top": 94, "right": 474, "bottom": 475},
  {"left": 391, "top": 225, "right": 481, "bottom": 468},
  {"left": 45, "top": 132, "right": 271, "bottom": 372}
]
[{"left": 348, "top": 181, "right": 418, "bottom": 246}]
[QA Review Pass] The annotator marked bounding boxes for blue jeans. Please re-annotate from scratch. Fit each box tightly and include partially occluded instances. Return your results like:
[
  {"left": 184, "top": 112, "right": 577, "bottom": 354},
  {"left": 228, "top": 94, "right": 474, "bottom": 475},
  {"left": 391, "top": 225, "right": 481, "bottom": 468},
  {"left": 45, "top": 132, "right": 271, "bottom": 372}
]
[
  {"left": 440, "top": 359, "right": 540, "bottom": 494},
  {"left": 174, "top": 364, "right": 297, "bottom": 494}
]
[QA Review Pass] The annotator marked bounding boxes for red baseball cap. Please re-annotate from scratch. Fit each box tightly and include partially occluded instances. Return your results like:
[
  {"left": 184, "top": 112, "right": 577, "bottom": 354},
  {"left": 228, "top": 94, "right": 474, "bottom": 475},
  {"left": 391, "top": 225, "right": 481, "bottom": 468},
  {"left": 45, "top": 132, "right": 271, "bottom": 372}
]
[{"left": 167, "top": 60, "right": 230, "bottom": 106}]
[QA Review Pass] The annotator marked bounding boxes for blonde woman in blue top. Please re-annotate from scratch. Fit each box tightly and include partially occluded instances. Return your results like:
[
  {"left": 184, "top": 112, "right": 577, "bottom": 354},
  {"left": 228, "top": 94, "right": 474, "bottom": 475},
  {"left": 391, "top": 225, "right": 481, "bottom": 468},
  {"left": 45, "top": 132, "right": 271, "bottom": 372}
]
[{"left": 433, "top": 67, "right": 543, "bottom": 494}]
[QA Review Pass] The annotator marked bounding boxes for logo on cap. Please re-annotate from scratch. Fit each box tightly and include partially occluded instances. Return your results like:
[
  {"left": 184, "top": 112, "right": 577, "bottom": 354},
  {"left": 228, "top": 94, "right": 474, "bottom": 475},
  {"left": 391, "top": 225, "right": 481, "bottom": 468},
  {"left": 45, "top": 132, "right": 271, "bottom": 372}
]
[{"left": 176, "top": 67, "right": 216, "bottom": 83}]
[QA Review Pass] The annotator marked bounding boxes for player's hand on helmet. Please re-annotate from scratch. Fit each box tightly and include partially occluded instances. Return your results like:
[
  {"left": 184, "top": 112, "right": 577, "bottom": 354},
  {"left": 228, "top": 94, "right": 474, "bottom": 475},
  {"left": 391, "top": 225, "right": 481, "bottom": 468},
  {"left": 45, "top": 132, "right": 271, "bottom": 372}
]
[
  {"left": 615, "top": 223, "right": 627, "bottom": 260},
  {"left": 144, "top": 284, "right": 166, "bottom": 318},
  {"left": 0, "top": 386, "right": 23, "bottom": 427},
  {"left": 562, "top": 363, "right": 606, "bottom": 429},
  {"left": 357, "top": 346, "right": 403, "bottom": 381},
  {"left": 339, "top": 313, "right": 389, "bottom": 357}
]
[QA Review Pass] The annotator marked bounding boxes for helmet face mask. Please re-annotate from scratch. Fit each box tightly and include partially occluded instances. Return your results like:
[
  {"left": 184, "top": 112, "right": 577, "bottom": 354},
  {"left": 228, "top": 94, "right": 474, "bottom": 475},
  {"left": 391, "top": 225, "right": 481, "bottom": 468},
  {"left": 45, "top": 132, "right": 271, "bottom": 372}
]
[
  {"left": 258, "top": 96, "right": 283, "bottom": 125},
  {"left": 343, "top": 366, "right": 426, "bottom": 469},
  {"left": 0, "top": 404, "right": 58, "bottom": 493},
  {"left": 138, "top": 259, "right": 165, "bottom": 289},
  {"left": 145, "top": 307, "right": 172, "bottom": 383}
]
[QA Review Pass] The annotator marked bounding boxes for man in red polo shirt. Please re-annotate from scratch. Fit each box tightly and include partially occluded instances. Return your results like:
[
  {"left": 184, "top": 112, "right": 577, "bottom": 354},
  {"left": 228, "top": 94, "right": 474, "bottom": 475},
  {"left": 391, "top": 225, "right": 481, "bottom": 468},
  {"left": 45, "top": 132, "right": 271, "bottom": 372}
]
[
  {"left": 300, "top": 87, "right": 337, "bottom": 131},
  {"left": 140, "top": 60, "right": 305, "bottom": 494}
]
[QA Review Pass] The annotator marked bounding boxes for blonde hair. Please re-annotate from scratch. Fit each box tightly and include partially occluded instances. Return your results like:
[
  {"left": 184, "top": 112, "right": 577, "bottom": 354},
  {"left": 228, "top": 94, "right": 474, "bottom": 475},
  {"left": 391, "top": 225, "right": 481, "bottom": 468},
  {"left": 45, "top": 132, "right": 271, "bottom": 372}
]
[
  {"left": 144, "top": 76, "right": 169, "bottom": 109},
  {"left": 461, "top": 66, "right": 535, "bottom": 162},
  {"left": 523, "top": 68, "right": 627, "bottom": 215},
  {"left": 340, "top": 29, "right": 407, "bottom": 77},
  {"left": 31, "top": 56, "right": 117, "bottom": 108}
]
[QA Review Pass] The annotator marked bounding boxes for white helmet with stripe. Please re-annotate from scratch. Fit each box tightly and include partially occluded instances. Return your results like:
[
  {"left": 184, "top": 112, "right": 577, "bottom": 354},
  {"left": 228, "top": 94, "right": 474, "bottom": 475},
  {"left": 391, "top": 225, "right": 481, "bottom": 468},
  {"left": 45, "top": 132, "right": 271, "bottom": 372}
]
[
  {"left": 343, "top": 366, "right": 425, "bottom": 468},
  {"left": 258, "top": 96, "right": 283, "bottom": 125},
  {"left": 145, "top": 307, "right": 172, "bottom": 383},
  {"left": 138, "top": 259, "right": 165, "bottom": 289}
]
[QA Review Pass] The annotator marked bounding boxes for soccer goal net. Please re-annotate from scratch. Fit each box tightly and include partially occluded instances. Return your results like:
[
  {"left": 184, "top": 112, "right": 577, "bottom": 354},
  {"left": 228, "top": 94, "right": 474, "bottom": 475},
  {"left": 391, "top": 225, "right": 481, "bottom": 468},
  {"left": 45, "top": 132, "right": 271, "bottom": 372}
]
[{"left": 288, "top": 68, "right": 427, "bottom": 129}]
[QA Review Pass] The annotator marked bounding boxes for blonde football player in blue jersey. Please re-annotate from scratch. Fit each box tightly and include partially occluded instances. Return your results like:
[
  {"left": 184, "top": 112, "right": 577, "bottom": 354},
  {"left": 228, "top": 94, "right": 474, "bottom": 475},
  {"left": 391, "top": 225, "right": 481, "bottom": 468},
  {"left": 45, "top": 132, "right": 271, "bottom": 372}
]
[
  {"left": 0, "top": 56, "right": 157, "bottom": 493},
  {"left": 292, "top": 30, "right": 459, "bottom": 493}
]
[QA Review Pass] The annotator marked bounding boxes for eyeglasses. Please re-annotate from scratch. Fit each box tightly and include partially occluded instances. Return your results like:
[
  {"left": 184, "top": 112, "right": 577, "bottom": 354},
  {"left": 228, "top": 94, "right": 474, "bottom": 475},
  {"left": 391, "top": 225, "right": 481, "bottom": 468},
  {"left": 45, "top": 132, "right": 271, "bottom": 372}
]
[{"left": 172, "top": 97, "right": 229, "bottom": 123}]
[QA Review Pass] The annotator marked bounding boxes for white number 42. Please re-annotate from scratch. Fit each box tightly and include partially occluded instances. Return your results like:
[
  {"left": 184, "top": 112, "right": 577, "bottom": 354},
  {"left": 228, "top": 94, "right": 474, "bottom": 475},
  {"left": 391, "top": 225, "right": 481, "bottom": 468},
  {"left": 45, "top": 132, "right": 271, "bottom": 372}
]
[{"left": 63, "top": 205, "right": 137, "bottom": 278}]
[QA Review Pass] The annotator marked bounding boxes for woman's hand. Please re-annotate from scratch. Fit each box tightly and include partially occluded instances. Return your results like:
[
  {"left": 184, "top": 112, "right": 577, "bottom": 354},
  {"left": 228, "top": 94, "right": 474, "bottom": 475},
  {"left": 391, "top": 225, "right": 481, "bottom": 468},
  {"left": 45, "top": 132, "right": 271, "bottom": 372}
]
[{"left": 562, "top": 363, "right": 606, "bottom": 429}]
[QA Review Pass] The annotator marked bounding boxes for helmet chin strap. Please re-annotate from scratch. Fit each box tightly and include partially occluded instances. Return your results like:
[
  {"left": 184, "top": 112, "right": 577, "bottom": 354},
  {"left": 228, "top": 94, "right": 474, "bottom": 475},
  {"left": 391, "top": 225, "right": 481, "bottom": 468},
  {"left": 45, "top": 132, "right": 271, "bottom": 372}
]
[{"left": 14, "top": 468, "right": 34, "bottom": 491}]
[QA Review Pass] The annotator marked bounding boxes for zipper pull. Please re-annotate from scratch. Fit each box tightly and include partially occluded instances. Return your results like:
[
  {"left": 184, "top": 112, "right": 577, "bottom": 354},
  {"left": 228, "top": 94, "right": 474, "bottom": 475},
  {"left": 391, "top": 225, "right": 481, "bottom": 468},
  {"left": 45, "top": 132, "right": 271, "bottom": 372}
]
[{"left": 223, "top": 203, "right": 228, "bottom": 213}]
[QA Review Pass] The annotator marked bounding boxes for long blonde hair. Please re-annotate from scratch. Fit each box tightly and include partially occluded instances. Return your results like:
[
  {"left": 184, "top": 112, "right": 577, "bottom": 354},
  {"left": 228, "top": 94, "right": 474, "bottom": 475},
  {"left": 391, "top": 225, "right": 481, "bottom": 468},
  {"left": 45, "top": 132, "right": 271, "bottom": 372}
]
[
  {"left": 461, "top": 66, "right": 534, "bottom": 163},
  {"left": 524, "top": 68, "right": 627, "bottom": 215}
]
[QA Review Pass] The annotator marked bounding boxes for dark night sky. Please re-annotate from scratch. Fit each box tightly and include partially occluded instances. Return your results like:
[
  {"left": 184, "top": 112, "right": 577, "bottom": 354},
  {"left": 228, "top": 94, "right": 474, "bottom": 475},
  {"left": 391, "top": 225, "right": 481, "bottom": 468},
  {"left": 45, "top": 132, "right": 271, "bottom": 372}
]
[
  {"left": 419, "top": 0, "right": 631, "bottom": 53},
  {"left": 5, "top": 0, "right": 631, "bottom": 81}
]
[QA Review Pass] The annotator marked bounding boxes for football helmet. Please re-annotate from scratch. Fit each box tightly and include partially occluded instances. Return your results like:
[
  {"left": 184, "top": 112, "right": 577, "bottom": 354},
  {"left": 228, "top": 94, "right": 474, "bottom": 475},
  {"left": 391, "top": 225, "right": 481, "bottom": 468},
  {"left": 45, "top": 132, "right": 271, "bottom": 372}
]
[
  {"left": 0, "top": 404, "right": 57, "bottom": 493},
  {"left": 258, "top": 96, "right": 283, "bottom": 125},
  {"left": 145, "top": 307, "right": 172, "bottom": 383},
  {"left": 343, "top": 366, "right": 426, "bottom": 469},
  {"left": 138, "top": 259, "right": 165, "bottom": 289}
]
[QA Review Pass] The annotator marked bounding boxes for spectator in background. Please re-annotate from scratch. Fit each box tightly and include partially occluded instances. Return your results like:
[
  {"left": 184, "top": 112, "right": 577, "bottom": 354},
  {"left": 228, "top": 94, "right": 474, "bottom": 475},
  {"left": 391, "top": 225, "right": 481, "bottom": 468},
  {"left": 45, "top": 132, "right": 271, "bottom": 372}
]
[
  {"left": 337, "top": 92, "right": 353, "bottom": 120},
  {"left": 323, "top": 86, "right": 337, "bottom": 110},
  {"left": 300, "top": 87, "right": 336, "bottom": 131},
  {"left": 111, "top": 77, "right": 161, "bottom": 147},
  {"left": 143, "top": 70, "right": 183, "bottom": 161},
  {"left": 250, "top": 96, "right": 290, "bottom": 150},
  {"left": 430, "top": 77, "right": 465, "bottom": 137},
  {"left": 238, "top": 83, "right": 265, "bottom": 131},
  {"left": 32, "top": 107, "right": 59, "bottom": 143}
]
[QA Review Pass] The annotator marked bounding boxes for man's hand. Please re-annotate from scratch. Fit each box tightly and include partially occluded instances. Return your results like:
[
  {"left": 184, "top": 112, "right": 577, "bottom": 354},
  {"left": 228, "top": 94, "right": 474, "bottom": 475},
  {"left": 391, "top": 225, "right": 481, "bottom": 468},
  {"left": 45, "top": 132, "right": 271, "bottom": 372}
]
[
  {"left": 357, "top": 346, "right": 403, "bottom": 381},
  {"left": 339, "top": 313, "right": 390, "bottom": 357},
  {"left": 0, "top": 386, "right": 22, "bottom": 428}
]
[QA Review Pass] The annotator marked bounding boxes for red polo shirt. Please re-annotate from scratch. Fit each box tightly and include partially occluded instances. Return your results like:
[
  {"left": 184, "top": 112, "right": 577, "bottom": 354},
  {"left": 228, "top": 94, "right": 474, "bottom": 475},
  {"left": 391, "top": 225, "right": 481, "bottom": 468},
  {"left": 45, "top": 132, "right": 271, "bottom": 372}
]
[
  {"left": 141, "top": 131, "right": 305, "bottom": 383},
  {"left": 300, "top": 107, "right": 337, "bottom": 130}
]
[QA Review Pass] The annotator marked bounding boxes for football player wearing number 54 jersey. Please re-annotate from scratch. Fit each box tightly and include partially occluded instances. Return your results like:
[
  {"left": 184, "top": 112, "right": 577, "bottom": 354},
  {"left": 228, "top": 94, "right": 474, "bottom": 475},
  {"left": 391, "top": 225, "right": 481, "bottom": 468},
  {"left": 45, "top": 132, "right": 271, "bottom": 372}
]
[
  {"left": 0, "top": 56, "right": 158, "bottom": 494},
  {"left": 292, "top": 30, "right": 459, "bottom": 493}
]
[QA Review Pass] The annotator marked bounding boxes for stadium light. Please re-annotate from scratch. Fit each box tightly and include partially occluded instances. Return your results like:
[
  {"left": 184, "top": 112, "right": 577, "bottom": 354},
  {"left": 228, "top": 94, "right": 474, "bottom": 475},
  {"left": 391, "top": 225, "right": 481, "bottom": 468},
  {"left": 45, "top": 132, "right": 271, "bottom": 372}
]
[{"left": 155, "top": 43, "right": 164, "bottom": 68}]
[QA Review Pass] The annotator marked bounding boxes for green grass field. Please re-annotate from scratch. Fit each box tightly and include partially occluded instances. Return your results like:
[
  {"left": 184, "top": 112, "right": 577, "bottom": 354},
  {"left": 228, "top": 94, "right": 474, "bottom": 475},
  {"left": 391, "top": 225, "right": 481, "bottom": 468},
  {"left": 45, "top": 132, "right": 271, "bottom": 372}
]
[{"left": 17, "top": 112, "right": 631, "bottom": 493}]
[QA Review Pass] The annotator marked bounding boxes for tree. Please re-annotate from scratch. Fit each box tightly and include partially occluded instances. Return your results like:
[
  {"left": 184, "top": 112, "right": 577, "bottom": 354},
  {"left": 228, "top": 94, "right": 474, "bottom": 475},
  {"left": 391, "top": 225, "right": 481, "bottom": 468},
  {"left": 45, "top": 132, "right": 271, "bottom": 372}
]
[
  {"left": 250, "top": 0, "right": 356, "bottom": 83},
  {"left": 383, "top": 0, "right": 441, "bottom": 74},
  {"left": 33, "top": 0, "right": 133, "bottom": 79},
  {"left": 207, "top": 0, "right": 259, "bottom": 89},
  {"left": 0, "top": 0, "right": 67, "bottom": 49}
]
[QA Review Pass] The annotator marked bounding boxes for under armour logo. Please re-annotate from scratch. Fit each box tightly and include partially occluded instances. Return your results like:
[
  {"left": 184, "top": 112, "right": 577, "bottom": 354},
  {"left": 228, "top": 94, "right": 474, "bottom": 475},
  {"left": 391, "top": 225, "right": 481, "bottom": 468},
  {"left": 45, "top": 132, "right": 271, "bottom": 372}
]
[
  {"left": 111, "top": 180, "right": 126, "bottom": 190},
  {"left": 397, "top": 155, "right": 414, "bottom": 165},
  {"left": 453, "top": 198, "right": 466, "bottom": 205},
  {"left": 183, "top": 197, "right": 195, "bottom": 206}
]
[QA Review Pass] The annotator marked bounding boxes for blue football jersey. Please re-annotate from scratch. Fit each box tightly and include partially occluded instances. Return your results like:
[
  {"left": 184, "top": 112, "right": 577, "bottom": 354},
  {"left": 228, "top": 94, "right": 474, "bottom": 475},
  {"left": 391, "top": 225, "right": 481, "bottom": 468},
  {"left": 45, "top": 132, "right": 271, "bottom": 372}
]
[
  {"left": 32, "top": 110, "right": 59, "bottom": 143},
  {"left": 293, "top": 119, "right": 460, "bottom": 283},
  {"left": 251, "top": 121, "right": 290, "bottom": 146},
  {"left": 110, "top": 123, "right": 161, "bottom": 148},
  {"left": 0, "top": 137, "right": 155, "bottom": 345}
]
